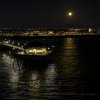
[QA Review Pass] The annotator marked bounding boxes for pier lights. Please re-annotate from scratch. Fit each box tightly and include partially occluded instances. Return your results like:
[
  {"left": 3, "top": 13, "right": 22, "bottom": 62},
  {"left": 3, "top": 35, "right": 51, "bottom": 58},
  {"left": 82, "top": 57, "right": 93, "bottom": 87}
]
[
  {"left": 52, "top": 45, "right": 55, "bottom": 48},
  {"left": 12, "top": 41, "right": 14, "bottom": 44},
  {"left": 24, "top": 43, "right": 27, "bottom": 45},
  {"left": 48, "top": 47, "right": 50, "bottom": 50},
  {"left": 13, "top": 48, "right": 15, "bottom": 50},
  {"left": 18, "top": 43, "right": 20, "bottom": 46},
  {"left": 5, "top": 41, "right": 9, "bottom": 43}
]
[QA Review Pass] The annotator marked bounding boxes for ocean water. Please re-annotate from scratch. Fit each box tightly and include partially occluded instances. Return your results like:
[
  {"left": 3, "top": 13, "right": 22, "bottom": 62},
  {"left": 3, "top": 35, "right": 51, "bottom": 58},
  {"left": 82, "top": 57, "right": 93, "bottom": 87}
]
[{"left": 0, "top": 36, "right": 99, "bottom": 100}]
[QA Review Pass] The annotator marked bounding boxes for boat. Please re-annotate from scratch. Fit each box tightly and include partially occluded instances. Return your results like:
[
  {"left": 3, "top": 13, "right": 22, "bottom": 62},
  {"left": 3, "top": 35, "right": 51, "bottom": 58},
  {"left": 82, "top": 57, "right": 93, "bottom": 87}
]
[
  {"left": 13, "top": 47, "right": 53, "bottom": 62},
  {"left": 15, "top": 47, "right": 53, "bottom": 56}
]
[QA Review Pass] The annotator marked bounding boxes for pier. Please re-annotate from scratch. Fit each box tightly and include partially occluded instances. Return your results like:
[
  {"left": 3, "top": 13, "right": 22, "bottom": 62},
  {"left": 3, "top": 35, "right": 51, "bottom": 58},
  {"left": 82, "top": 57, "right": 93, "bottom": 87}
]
[{"left": 0, "top": 41, "right": 24, "bottom": 51}]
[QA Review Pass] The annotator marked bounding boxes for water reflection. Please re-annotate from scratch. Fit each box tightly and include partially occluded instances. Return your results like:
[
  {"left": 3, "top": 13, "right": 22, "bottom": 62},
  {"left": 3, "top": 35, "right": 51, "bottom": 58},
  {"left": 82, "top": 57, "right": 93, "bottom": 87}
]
[
  {"left": 0, "top": 37, "right": 98, "bottom": 99},
  {"left": 19, "top": 72, "right": 42, "bottom": 99},
  {"left": 62, "top": 37, "right": 78, "bottom": 63},
  {"left": 2, "top": 53, "right": 20, "bottom": 83},
  {"left": 1, "top": 53, "right": 43, "bottom": 99},
  {"left": 45, "top": 64, "right": 57, "bottom": 86},
  {"left": 0, "top": 52, "right": 59, "bottom": 99},
  {"left": 52, "top": 38, "right": 84, "bottom": 95}
]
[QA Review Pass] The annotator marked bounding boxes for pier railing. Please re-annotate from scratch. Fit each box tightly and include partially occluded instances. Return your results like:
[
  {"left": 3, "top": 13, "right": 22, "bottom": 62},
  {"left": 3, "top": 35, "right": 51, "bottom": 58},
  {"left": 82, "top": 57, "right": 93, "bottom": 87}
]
[{"left": 0, "top": 42, "right": 24, "bottom": 51}]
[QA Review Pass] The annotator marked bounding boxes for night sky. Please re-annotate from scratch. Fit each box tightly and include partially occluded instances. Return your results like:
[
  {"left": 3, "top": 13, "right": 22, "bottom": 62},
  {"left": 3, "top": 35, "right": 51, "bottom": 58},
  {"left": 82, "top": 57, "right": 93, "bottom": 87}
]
[{"left": 0, "top": 0, "right": 100, "bottom": 28}]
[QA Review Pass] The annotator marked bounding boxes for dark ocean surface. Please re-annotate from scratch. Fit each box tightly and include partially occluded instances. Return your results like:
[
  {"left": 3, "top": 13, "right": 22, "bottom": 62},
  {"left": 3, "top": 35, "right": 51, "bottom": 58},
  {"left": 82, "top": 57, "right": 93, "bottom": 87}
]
[{"left": 0, "top": 36, "right": 99, "bottom": 100}]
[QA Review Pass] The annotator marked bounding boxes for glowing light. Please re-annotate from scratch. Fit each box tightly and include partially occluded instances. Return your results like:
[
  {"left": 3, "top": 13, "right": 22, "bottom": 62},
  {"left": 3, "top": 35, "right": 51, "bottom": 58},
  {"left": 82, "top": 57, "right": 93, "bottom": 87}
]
[{"left": 68, "top": 12, "right": 73, "bottom": 16}]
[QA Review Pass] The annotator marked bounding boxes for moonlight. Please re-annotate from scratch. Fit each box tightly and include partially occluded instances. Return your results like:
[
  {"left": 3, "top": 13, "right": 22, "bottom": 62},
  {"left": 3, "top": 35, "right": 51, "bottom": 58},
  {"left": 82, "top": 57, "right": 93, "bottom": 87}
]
[{"left": 68, "top": 12, "right": 73, "bottom": 16}]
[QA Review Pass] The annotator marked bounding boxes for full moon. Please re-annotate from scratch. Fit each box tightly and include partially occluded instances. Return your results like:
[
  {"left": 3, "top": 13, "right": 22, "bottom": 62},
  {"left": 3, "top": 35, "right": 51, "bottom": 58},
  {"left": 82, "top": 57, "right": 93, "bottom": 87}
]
[{"left": 68, "top": 12, "right": 73, "bottom": 16}]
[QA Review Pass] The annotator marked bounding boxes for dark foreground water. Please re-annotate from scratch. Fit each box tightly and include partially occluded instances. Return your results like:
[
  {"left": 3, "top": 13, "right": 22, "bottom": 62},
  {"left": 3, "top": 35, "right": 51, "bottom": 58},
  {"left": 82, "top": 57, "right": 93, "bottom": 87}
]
[{"left": 0, "top": 36, "right": 99, "bottom": 100}]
